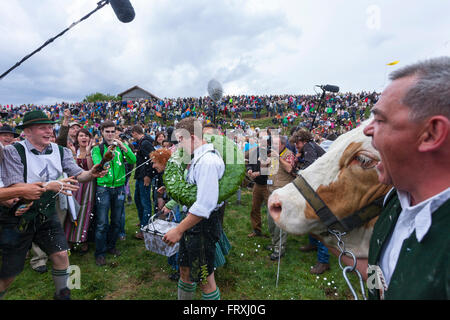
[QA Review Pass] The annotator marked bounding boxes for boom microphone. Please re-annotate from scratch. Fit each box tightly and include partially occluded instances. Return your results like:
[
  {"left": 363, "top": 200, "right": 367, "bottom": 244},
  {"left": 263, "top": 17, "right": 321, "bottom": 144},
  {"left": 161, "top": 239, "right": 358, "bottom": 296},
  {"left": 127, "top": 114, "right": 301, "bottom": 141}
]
[
  {"left": 109, "top": 0, "right": 135, "bottom": 23},
  {"left": 316, "top": 84, "right": 340, "bottom": 93},
  {"left": 207, "top": 79, "right": 224, "bottom": 103}
]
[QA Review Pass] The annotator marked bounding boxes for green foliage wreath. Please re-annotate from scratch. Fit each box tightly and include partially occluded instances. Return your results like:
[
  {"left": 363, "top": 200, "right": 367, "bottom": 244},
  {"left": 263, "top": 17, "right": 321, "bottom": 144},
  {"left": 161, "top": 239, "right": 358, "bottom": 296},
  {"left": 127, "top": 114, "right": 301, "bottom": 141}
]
[{"left": 163, "top": 134, "right": 245, "bottom": 207}]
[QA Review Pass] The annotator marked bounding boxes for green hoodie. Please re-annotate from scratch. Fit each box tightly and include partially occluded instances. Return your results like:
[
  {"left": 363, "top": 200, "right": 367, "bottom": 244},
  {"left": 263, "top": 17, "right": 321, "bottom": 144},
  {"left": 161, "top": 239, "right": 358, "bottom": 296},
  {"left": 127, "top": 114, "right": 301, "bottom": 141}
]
[{"left": 92, "top": 143, "right": 136, "bottom": 187}]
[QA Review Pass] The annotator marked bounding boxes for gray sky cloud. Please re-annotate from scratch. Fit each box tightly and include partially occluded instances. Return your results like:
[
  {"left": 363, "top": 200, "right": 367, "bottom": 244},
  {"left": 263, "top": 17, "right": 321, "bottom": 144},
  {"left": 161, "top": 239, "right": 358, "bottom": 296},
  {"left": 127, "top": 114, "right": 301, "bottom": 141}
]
[{"left": 0, "top": 0, "right": 449, "bottom": 106}]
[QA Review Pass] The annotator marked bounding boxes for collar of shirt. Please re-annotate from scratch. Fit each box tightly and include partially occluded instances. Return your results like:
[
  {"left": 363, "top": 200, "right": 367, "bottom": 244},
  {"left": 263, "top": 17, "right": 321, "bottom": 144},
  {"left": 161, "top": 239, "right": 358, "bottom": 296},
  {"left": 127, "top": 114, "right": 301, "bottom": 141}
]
[
  {"left": 192, "top": 143, "right": 214, "bottom": 162},
  {"left": 24, "top": 139, "right": 53, "bottom": 155},
  {"left": 397, "top": 187, "right": 450, "bottom": 242}
]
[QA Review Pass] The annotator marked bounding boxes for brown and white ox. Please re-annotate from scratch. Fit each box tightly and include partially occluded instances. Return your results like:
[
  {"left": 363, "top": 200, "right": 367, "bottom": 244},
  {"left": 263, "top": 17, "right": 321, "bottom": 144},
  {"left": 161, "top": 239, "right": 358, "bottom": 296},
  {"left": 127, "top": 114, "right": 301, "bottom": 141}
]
[{"left": 268, "top": 121, "right": 392, "bottom": 278}]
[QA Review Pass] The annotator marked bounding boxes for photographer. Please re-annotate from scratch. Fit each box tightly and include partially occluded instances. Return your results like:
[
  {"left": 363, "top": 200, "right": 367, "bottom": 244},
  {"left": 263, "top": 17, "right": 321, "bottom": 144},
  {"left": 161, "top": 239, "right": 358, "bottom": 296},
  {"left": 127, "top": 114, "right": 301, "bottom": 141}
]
[
  {"left": 91, "top": 121, "right": 136, "bottom": 266},
  {"left": 130, "top": 125, "right": 156, "bottom": 239},
  {"left": 246, "top": 140, "right": 269, "bottom": 238}
]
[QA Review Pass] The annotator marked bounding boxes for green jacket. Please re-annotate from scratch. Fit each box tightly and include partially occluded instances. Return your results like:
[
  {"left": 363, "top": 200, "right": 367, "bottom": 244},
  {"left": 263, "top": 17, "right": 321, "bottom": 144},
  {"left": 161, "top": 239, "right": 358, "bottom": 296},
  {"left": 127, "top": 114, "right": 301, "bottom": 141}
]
[
  {"left": 368, "top": 191, "right": 450, "bottom": 300},
  {"left": 92, "top": 143, "right": 136, "bottom": 187}
]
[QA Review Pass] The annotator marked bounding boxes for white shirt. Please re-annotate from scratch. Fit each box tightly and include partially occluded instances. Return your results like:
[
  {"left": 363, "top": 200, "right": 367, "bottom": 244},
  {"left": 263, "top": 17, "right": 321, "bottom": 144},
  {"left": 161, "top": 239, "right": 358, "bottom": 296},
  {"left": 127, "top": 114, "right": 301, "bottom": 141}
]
[
  {"left": 380, "top": 187, "right": 450, "bottom": 286},
  {"left": 187, "top": 143, "right": 225, "bottom": 219}
]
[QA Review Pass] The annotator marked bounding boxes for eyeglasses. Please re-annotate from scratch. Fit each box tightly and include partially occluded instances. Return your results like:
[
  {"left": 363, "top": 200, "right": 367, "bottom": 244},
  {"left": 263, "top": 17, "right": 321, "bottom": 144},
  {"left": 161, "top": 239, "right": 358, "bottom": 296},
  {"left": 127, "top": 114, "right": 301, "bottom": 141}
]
[{"left": 104, "top": 130, "right": 116, "bottom": 134}]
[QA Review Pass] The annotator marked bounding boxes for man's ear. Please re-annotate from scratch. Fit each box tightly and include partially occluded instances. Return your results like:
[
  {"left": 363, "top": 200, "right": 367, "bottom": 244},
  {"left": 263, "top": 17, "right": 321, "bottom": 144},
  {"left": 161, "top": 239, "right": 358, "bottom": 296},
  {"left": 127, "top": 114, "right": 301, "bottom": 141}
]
[{"left": 418, "top": 116, "right": 449, "bottom": 152}]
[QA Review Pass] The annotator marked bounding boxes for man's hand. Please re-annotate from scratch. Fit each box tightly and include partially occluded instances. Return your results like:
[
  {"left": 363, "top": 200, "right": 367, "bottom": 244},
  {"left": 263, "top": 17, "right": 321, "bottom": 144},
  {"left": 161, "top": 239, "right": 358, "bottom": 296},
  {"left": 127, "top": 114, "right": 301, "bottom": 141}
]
[
  {"left": 14, "top": 201, "right": 34, "bottom": 217},
  {"left": 63, "top": 109, "right": 71, "bottom": 126},
  {"left": 20, "top": 182, "right": 46, "bottom": 200},
  {"left": 250, "top": 171, "right": 260, "bottom": 179},
  {"left": 161, "top": 206, "right": 171, "bottom": 215},
  {"left": 0, "top": 198, "right": 20, "bottom": 208},
  {"left": 114, "top": 139, "right": 128, "bottom": 153},
  {"left": 162, "top": 213, "right": 203, "bottom": 246},
  {"left": 90, "top": 164, "right": 109, "bottom": 178},
  {"left": 0, "top": 198, "right": 33, "bottom": 216},
  {"left": 67, "top": 141, "right": 77, "bottom": 157},
  {"left": 157, "top": 186, "right": 166, "bottom": 194},
  {"left": 162, "top": 227, "right": 183, "bottom": 247},
  {"left": 144, "top": 176, "right": 151, "bottom": 187},
  {"left": 45, "top": 177, "right": 80, "bottom": 196}
]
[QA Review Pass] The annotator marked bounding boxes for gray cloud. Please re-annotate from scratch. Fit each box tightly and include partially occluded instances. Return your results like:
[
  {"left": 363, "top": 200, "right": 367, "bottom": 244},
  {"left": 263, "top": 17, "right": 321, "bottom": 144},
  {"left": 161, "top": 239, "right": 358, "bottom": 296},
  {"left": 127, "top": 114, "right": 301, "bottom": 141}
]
[{"left": 0, "top": 0, "right": 449, "bottom": 106}]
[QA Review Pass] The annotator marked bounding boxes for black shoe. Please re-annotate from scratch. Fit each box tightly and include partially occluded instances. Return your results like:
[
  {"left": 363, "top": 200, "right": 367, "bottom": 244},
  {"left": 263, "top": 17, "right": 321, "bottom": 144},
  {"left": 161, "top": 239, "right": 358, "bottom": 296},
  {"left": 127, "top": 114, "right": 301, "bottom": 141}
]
[
  {"left": 54, "top": 287, "right": 71, "bottom": 300},
  {"left": 270, "top": 252, "right": 285, "bottom": 261},
  {"left": 33, "top": 265, "right": 48, "bottom": 274},
  {"left": 95, "top": 255, "right": 106, "bottom": 266},
  {"left": 107, "top": 248, "right": 121, "bottom": 256}
]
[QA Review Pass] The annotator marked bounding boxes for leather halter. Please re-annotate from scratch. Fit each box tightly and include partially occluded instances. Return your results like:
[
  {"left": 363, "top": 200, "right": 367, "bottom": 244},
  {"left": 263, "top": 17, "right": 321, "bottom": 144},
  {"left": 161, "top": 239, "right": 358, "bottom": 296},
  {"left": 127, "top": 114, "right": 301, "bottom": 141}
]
[{"left": 292, "top": 174, "right": 384, "bottom": 233}]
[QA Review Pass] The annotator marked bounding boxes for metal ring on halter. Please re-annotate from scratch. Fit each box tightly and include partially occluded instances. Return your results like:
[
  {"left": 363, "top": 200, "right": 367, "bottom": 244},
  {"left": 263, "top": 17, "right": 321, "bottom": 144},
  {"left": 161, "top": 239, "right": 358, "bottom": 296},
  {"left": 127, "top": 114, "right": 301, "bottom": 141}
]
[{"left": 339, "top": 250, "right": 357, "bottom": 271}]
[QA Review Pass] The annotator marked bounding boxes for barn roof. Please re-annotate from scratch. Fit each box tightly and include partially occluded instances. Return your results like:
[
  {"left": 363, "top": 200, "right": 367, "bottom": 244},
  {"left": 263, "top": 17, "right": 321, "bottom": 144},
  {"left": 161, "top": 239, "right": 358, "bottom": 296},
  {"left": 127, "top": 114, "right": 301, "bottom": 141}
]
[{"left": 118, "top": 85, "right": 160, "bottom": 100}]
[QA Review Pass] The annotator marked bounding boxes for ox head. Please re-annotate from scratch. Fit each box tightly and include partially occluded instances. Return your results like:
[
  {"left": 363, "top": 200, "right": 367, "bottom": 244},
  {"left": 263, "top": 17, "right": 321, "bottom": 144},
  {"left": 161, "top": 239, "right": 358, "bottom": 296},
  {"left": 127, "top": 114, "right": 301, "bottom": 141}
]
[{"left": 268, "top": 121, "right": 392, "bottom": 258}]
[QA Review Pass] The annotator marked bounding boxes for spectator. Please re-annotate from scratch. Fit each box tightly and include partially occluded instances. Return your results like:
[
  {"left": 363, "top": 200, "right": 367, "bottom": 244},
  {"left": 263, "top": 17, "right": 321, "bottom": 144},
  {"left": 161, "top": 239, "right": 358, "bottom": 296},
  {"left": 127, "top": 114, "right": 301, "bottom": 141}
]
[
  {"left": 289, "top": 128, "right": 330, "bottom": 274},
  {"left": 91, "top": 120, "right": 136, "bottom": 266},
  {"left": 0, "top": 125, "right": 20, "bottom": 147},
  {"left": 263, "top": 135, "right": 296, "bottom": 261},
  {"left": 290, "top": 129, "right": 325, "bottom": 171},
  {"left": 149, "top": 148, "right": 182, "bottom": 280},
  {"left": 319, "top": 133, "right": 338, "bottom": 152},
  {"left": 64, "top": 128, "right": 96, "bottom": 255},
  {"left": 246, "top": 144, "right": 269, "bottom": 238},
  {"left": 153, "top": 131, "right": 166, "bottom": 149},
  {"left": 0, "top": 110, "right": 106, "bottom": 300},
  {"left": 131, "top": 125, "right": 156, "bottom": 240}
]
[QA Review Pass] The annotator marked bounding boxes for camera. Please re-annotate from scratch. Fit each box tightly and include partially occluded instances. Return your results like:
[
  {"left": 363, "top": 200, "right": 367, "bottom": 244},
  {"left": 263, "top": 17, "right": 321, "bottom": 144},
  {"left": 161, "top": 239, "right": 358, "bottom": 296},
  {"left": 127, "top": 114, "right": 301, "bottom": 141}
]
[
  {"left": 119, "top": 133, "right": 132, "bottom": 141},
  {"left": 70, "top": 107, "right": 80, "bottom": 116}
]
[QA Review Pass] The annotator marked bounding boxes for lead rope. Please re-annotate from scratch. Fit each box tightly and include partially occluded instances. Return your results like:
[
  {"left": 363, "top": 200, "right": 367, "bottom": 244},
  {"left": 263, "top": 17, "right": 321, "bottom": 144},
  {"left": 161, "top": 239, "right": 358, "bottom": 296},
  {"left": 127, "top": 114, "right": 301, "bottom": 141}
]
[
  {"left": 328, "top": 229, "right": 367, "bottom": 300},
  {"left": 276, "top": 227, "right": 282, "bottom": 288}
]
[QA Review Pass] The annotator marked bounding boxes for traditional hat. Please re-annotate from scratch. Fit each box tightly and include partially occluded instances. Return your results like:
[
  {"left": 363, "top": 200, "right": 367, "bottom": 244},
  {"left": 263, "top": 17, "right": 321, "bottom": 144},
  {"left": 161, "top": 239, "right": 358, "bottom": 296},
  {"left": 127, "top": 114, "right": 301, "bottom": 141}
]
[
  {"left": 16, "top": 110, "right": 57, "bottom": 129},
  {"left": 0, "top": 124, "right": 20, "bottom": 137}
]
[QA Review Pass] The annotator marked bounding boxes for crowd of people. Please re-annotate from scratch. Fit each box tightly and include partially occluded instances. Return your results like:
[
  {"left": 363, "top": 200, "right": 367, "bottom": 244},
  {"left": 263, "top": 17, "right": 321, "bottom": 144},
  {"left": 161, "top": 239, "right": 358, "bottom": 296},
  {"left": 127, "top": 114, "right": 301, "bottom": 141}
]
[
  {"left": 0, "top": 56, "right": 448, "bottom": 301},
  {"left": 0, "top": 90, "right": 371, "bottom": 300},
  {"left": 0, "top": 89, "right": 378, "bottom": 142}
]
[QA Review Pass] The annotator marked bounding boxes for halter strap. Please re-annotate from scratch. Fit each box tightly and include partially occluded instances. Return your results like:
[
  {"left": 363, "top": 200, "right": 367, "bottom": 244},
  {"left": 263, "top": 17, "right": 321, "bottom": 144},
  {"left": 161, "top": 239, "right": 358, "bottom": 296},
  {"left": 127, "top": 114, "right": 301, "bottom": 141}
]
[{"left": 292, "top": 174, "right": 384, "bottom": 232}]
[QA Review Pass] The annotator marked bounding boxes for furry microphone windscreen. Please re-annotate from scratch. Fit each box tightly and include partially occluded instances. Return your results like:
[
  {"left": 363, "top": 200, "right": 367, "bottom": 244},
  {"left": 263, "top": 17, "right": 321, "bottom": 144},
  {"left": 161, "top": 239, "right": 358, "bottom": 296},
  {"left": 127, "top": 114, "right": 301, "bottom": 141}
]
[{"left": 207, "top": 79, "right": 223, "bottom": 103}]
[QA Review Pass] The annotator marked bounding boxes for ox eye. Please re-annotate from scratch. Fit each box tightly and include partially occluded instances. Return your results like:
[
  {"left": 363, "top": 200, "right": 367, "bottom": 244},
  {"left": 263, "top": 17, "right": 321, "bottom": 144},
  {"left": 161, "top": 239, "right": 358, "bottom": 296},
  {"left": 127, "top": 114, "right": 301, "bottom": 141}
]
[{"left": 355, "top": 154, "right": 377, "bottom": 169}]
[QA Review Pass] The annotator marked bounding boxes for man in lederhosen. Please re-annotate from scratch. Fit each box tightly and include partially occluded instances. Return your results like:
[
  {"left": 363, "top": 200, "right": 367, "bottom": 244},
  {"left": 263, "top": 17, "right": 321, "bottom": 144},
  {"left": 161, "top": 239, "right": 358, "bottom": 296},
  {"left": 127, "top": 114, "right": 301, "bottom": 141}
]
[
  {"left": 0, "top": 110, "right": 107, "bottom": 300},
  {"left": 163, "top": 117, "right": 224, "bottom": 300}
]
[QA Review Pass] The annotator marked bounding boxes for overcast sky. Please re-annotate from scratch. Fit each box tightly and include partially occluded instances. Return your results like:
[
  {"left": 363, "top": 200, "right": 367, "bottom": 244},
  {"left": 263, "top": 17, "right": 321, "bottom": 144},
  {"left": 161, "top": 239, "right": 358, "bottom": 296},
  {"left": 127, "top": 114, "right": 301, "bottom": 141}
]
[{"left": 1, "top": 0, "right": 449, "bottom": 106}]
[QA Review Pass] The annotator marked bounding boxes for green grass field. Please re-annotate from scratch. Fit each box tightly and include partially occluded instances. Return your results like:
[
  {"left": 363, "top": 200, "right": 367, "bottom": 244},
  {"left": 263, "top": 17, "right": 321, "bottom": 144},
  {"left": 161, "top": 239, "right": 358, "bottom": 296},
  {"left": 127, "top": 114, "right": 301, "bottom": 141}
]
[{"left": 4, "top": 180, "right": 366, "bottom": 300}]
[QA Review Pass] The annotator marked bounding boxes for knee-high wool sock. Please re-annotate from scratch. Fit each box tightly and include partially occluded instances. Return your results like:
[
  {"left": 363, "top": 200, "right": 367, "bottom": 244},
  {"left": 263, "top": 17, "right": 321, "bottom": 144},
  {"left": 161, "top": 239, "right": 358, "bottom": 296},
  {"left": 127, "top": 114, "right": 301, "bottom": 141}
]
[
  {"left": 177, "top": 279, "right": 196, "bottom": 300},
  {"left": 201, "top": 287, "right": 220, "bottom": 300},
  {"left": 52, "top": 268, "right": 69, "bottom": 294}
]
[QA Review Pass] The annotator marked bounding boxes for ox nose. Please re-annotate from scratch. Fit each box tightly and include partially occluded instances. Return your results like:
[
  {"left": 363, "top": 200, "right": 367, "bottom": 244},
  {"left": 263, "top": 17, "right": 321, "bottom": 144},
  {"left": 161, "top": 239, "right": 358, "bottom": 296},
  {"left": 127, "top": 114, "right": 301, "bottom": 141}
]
[{"left": 268, "top": 193, "right": 283, "bottom": 223}]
